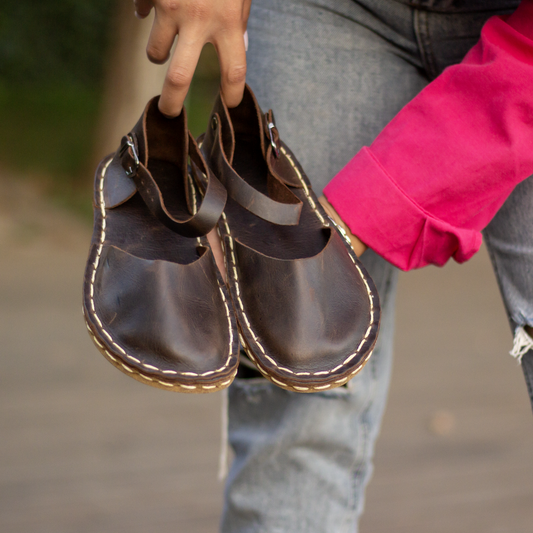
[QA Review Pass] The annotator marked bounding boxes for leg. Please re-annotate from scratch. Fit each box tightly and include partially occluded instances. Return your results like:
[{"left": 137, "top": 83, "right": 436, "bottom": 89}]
[
  {"left": 244, "top": 0, "right": 425, "bottom": 193},
  {"left": 223, "top": 1, "right": 422, "bottom": 531},
  {"left": 483, "top": 176, "right": 533, "bottom": 411},
  {"left": 411, "top": 0, "right": 531, "bottom": 409},
  {"left": 223, "top": 252, "right": 397, "bottom": 533},
  {"left": 223, "top": 0, "right": 521, "bottom": 531}
]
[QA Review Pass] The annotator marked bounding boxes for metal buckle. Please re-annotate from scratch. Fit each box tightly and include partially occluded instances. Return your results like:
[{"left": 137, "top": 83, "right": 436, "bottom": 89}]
[
  {"left": 267, "top": 121, "right": 280, "bottom": 158},
  {"left": 119, "top": 135, "right": 140, "bottom": 176}
]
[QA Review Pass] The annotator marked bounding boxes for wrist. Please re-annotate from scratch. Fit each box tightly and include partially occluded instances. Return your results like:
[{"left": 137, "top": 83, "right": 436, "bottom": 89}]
[{"left": 318, "top": 196, "right": 367, "bottom": 257}]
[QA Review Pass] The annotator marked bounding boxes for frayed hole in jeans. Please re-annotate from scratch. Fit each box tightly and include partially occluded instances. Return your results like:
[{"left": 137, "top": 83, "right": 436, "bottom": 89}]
[{"left": 510, "top": 326, "right": 533, "bottom": 363}]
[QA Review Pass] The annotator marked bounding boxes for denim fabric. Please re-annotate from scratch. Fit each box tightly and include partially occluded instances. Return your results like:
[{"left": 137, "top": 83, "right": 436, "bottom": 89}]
[
  {"left": 223, "top": 251, "right": 398, "bottom": 533},
  {"left": 521, "top": 348, "right": 533, "bottom": 412},
  {"left": 393, "top": 0, "right": 518, "bottom": 13},
  {"left": 484, "top": 177, "right": 533, "bottom": 412},
  {"left": 223, "top": 0, "right": 523, "bottom": 531}
]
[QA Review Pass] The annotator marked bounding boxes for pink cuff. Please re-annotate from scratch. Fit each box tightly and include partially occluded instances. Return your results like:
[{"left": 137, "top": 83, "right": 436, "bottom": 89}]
[{"left": 323, "top": 148, "right": 482, "bottom": 271}]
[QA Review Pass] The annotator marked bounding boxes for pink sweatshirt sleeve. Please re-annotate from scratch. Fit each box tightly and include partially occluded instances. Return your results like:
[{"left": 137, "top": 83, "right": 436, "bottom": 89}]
[{"left": 323, "top": 0, "right": 533, "bottom": 271}]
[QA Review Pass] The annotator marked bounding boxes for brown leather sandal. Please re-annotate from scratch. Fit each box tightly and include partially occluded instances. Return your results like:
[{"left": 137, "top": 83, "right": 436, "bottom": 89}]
[
  {"left": 200, "top": 85, "right": 381, "bottom": 393},
  {"left": 83, "top": 97, "right": 239, "bottom": 393}
]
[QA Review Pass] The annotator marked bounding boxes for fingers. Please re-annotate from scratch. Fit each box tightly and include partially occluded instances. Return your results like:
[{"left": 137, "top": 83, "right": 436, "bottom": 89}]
[
  {"left": 146, "top": 11, "right": 177, "bottom": 64},
  {"left": 138, "top": 0, "right": 250, "bottom": 113},
  {"left": 159, "top": 31, "right": 204, "bottom": 116},
  {"left": 134, "top": 0, "right": 154, "bottom": 19},
  {"left": 215, "top": 32, "right": 247, "bottom": 108}
]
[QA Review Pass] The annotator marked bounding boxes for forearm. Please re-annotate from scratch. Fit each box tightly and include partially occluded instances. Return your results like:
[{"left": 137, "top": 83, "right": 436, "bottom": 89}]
[{"left": 324, "top": 0, "right": 533, "bottom": 271}]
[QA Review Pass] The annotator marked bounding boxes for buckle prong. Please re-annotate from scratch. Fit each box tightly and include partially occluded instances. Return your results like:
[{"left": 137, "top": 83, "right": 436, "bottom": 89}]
[
  {"left": 120, "top": 135, "right": 140, "bottom": 176},
  {"left": 267, "top": 122, "right": 280, "bottom": 158}
]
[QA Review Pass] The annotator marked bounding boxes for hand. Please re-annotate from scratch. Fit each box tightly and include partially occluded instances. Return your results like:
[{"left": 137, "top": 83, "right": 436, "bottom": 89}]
[
  {"left": 134, "top": 0, "right": 251, "bottom": 116},
  {"left": 318, "top": 196, "right": 367, "bottom": 257}
]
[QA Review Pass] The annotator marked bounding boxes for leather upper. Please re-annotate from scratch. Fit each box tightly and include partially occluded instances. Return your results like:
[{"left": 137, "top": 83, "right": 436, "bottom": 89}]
[
  {"left": 93, "top": 244, "right": 232, "bottom": 375},
  {"left": 200, "top": 85, "right": 381, "bottom": 386},
  {"left": 233, "top": 230, "right": 372, "bottom": 371}
]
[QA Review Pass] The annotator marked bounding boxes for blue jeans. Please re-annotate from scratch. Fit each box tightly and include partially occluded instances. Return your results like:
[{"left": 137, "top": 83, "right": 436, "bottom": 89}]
[{"left": 223, "top": 0, "right": 527, "bottom": 531}]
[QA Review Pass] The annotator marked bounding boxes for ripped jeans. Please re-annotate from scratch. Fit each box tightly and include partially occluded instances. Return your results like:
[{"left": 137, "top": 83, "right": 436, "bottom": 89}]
[
  {"left": 222, "top": 0, "right": 531, "bottom": 531},
  {"left": 484, "top": 179, "right": 533, "bottom": 405}
]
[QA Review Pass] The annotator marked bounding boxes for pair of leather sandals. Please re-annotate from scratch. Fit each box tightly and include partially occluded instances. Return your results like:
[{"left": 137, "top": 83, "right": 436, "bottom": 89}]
[{"left": 83, "top": 85, "right": 380, "bottom": 394}]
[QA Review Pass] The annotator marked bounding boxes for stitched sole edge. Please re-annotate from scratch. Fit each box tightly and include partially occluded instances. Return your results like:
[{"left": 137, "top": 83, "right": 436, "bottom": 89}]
[
  {"left": 238, "top": 324, "right": 378, "bottom": 393},
  {"left": 84, "top": 310, "right": 237, "bottom": 393},
  {"left": 219, "top": 217, "right": 380, "bottom": 392}
]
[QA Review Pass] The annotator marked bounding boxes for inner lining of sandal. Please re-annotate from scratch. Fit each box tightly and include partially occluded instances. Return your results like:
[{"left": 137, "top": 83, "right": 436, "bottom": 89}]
[
  {"left": 102, "top": 158, "right": 203, "bottom": 265},
  {"left": 224, "top": 133, "right": 329, "bottom": 260}
]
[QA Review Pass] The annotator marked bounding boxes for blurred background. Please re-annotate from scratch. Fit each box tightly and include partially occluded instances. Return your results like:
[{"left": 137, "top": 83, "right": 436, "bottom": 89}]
[
  {"left": 0, "top": 0, "right": 220, "bottom": 217},
  {"left": 1, "top": 2, "right": 532, "bottom": 532}
]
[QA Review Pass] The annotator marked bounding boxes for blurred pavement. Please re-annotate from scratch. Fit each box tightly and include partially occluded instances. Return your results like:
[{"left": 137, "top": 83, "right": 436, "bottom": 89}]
[{"left": 1, "top": 176, "right": 532, "bottom": 533}]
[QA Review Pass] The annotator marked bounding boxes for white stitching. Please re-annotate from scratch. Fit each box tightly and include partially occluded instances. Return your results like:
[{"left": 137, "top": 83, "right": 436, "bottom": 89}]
[
  {"left": 90, "top": 325, "right": 237, "bottom": 391},
  {"left": 313, "top": 384, "right": 332, "bottom": 390},
  {"left": 86, "top": 159, "right": 235, "bottom": 381},
  {"left": 224, "top": 146, "right": 377, "bottom": 380},
  {"left": 120, "top": 363, "right": 133, "bottom": 373},
  {"left": 104, "top": 349, "right": 117, "bottom": 362},
  {"left": 270, "top": 376, "right": 289, "bottom": 387},
  {"left": 188, "top": 173, "right": 203, "bottom": 247}
]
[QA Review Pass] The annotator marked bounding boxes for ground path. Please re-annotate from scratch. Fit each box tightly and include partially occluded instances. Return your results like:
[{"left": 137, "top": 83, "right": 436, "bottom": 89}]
[{"left": 1, "top": 176, "right": 532, "bottom": 533}]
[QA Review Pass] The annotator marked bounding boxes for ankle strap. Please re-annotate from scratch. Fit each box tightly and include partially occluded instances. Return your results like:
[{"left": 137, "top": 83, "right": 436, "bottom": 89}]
[
  {"left": 202, "top": 113, "right": 302, "bottom": 226},
  {"left": 120, "top": 132, "right": 227, "bottom": 238}
]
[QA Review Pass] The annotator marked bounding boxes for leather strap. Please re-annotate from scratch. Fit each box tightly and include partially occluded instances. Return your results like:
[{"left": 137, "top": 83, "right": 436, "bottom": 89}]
[
  {"left": 206, "top": 113, "right": 302, "bottom": 226},
  {"left": 263, "top": 109, "right": 281, "bottom": 158},
  {"left": 120, "top": 133, "right": 226, "bottom": 238},
  {"left": 262, "top": 111, "right": 303, "bottom": 189}
]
